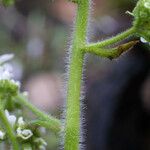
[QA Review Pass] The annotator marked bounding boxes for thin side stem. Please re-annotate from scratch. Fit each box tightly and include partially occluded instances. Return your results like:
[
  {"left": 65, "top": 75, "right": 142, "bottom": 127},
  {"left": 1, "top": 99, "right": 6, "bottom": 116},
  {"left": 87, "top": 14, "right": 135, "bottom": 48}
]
[
  {"left": 86, "top": 27, "right": 136, "bottom": 49},
  {"left": 16, "top": 94, "right": 61, "bottom": 133},
  {"left": 64, "top": 0, "right": 89, "bottom": 150},
  {"left": 27, "top": 120, "right": 56, "bottom": 130},
  {"left": 0, "top": 107, "right": 19, "bottom": 150}
]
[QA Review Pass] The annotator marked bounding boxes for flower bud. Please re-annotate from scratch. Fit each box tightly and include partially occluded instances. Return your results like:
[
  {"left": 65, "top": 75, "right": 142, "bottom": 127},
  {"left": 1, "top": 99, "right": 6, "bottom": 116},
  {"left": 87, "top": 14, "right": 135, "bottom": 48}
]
[
  {"left": 5, "top": 110, "right": 16, "bottom": 127},
  {"left": 0, "top": 130, "right": 5, "bottom": 140},
  {"left": 18, "top": 117, "right": 25, "bottom": 127}
]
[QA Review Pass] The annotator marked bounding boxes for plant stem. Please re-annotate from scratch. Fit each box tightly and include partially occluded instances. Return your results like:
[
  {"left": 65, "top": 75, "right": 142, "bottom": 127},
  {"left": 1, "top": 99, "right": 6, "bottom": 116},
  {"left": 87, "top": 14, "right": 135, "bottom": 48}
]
[
  {"left": 85, "top": 27, "right": 136, "bottom": 48},
  {"left": 0, "top": 107, "right": 19, "bottom": 150},
  {"left": 16, "top": 94, "right": 61, "bottom": 133},
  {"left": 65, "top": 1, "right": 89, "bottom": 150}
]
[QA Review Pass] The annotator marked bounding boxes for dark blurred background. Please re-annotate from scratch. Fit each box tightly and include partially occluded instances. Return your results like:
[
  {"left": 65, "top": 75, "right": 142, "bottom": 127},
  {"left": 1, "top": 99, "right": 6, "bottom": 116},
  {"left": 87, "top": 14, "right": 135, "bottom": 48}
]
[{"left": 0, "top": 0, "right": 150, "bottom": 149}]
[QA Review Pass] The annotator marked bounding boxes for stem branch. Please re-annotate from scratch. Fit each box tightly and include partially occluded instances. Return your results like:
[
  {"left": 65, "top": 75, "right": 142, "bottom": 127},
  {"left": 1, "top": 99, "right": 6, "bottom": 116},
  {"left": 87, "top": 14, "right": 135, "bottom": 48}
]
[
  {"left": 27, "top": 120, "right": 57, "bottom": 131},
  {"left": 86, "top": 27, "right": 136, "bottom": 49},
  {"left": 16, "top": 94, "right": 61, "bottom": 133}
]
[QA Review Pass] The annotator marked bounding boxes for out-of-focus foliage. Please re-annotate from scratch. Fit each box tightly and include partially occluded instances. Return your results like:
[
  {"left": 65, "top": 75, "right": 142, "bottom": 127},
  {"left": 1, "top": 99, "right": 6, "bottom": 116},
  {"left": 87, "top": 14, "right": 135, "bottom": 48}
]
[{"left": 2, "top": 0, "right": 14, "bottom": 6}]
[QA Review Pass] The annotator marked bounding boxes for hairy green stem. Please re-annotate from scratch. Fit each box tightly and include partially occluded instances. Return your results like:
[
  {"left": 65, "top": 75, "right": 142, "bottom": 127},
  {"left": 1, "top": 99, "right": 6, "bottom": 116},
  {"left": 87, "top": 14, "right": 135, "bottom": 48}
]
[
  {"left": 65, "top": 1, "right": 89, "bottom": 150},
  {"left": 0, "top": 107, "right": 19, "bottom": 150},
  {"left": 86, "top": 27, "right": 136, "bottom": 49},
  {"left": 16, "top": 94, "right": 61, "bottom": 133}
]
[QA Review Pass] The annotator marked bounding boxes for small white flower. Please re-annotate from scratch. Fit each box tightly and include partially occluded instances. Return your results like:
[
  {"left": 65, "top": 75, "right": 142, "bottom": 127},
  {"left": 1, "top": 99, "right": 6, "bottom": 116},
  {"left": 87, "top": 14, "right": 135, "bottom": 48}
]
[
  {"left": 39, "top": 145, "right": 46, "bottom": 150},
  {"left": 5, "top": 110, "right": 16, "bottom": 127},
  {"left": 17, "top": 127, "right": 33, "bottom": 140},
  {"left": 3, "top": 70, "right": 12, "bottom": 79},
  {"left": 22, "top": 91, "right": 29, "bottom": 98},
  {"left": 10, "top": 79, "right": 21, "bottom": 88},
  {"left": 0, "top": 54, "right": 21, "bottom": 88},
  {"left": 0, "top": 54, "right": 14, "bottom": 64},
  {"left": 18, "top": 117, "right": 25, "bottom": 127},
  {"left": 140, "top": 37, "right": 150, "bottom": 45},
  {"left": 0, "top": 130, "right": 5, "bottom": 140},
  {"left": 140, "top": 37, "right": 148, "bottom": 43},
  {"left": 144, "top": 2, "right": 150, "bottom": 9},
  {"left": 3, "top": 63, "right": 13, "bottom": 72},
  {"left": 0, "top": 65, "right": 12, "bottom": 80}
]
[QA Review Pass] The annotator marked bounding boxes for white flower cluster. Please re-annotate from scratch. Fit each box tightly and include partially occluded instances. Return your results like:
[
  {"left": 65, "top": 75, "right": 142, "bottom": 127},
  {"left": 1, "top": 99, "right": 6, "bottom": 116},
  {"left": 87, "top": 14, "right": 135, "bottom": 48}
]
[
  {"left": 5, "top": 110, "right": 33, "bottom": 140},
  {"left": 0, "top": 54, "right": 47, "bottom": 149},
  {"left": 0, "top": 54, "right": 20, "bottom": 87},
  {"left": 4, "top": 110, "right": 47, "bottom": 150},
  {"left": 16, "top": 117, "right": 33, "bottom": 140},
  {"left": 17, "top": 127, "right": 33, "bottom": 140}
]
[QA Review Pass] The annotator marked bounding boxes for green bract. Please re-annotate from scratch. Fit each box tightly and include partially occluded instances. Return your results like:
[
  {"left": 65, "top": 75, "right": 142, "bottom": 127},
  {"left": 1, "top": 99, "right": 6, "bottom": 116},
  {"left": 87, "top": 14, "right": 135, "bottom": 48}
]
[{"left": 133, "top": 0, "right": 150, "bottom": 42}]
